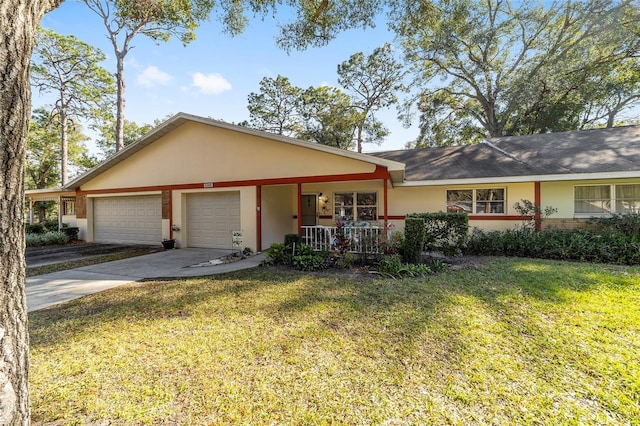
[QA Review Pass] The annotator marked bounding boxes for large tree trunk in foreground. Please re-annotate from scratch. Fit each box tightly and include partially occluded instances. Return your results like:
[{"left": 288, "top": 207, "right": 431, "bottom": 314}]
[{"left": 0, "top": 1, "right": 62, "bottom": 424}]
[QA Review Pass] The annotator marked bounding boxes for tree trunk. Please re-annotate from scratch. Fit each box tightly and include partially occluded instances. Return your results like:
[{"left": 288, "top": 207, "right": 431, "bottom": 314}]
[
  {"left": 0, "top": 1, "right": 62, "bottom": 424},
  {"left": 115, "top": 52, "right": 126, "bottom": 152},
  {"left": 60, "top": 101, "right": 68, "bottom": 186}
]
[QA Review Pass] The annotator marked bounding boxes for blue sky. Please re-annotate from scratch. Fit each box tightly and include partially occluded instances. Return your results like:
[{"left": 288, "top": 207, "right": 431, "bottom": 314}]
[{"left": 37, "top": 2, "right": 418, "bottom": 154}]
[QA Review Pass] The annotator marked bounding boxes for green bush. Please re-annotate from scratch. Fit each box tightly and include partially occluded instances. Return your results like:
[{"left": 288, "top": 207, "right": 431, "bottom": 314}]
[
  {"left": 26, "top": 231, "right": 70, "bottom": 247},
  {"left": 464, "top": 226, "right": 640, "bottom": 265},
  {"left": 265, "top": 243, "right": 294, "bottom": 266},
  {"left": 403, "top": 217, "right": 425, "bottom": 264},
  {"left": 407, "top": 212, "right": 468, "bottom": 256},
  {"left": 591, "top": 213, "right": 640, "bottom": 238},
  {"left": 336, "top": 252, "right": 358, "bottom": 269},
  {"left": 371, "top": 254, "right": 432, "bottom": 279},
  {"left": 25, "top": 223, "right": 45, "bottom": 234},
  {"left": 284, "top": 233, "right": 303, "bottom": 248},
  {"left": 61, "top": 226, "right": 79, "bottom": 240},
  {"left": 265, "top": 243, "right": 327, "bottom": 271}
]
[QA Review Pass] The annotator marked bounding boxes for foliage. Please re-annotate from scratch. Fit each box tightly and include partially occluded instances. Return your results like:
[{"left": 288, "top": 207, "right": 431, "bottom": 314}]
[
  {"left": 299, "top": 85, "right": 359, "bottom": 149},
  {"left": 25, "top": 220, "right": 59, "bottom": 235},
  {"left": 61, "top": 226, "right": 79, "bottom": 240},
  {"left": 95, "top": 118, "right": 154, "bottom": 158},
  {"left": 333, "top": 220, "right": 354, "bottom": 256},
  {"left": 407, "top": 212, "right": 468, "bottom": 256},
  {"left": 336, "top": 252, "right": 358, "bottom": 269},
  {"left": 402, "top": 217, "right": 425, "bottom": 263},
  {"left": 465, "top": 226, "right": 640, "bottom": 265},
  {"left": 247, "top": 75, "right": 302, "bottom": 136},
  {"left": 284, "top": 233, "right": 303, "bottom": 248},
  {"left": 292, "top": 244, "right": 327, "bottom": 271},
  {"left": 26, "top": 108, "right": 95, "bottom": 192},
  {"left": 30, "top": 29, "right": 113, "bottom": 185},
  {"left": 590, "top": 213, "right": 640, "bottom": 238},
  {"left": 393, "top": 0, "right": 640, "bottom": 147},
  {"left": 337, "top": 43, "right": 407, "bottom": 152},
  {"left": 26, "top": 231, "right": 70, "bottom": 247},
  {"left": 513, "top": 199, "right": 558, "bottom": 231},
  {"left": 265, "top": 242, "right": 327, "bottom": 271}
]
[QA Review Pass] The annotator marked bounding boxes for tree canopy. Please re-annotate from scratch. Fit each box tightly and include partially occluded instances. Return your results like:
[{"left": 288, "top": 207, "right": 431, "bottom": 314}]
[
  {"left": 31, "top": 27, "right": 114, "bottom": 185},
  {"left": 391, "top": 0, "right": 640, "bottom": 146}
]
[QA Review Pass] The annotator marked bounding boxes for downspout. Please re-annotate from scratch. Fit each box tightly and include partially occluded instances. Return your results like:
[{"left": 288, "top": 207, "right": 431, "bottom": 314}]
[{"left": 535, "top": 181, "right": 542, "bottom": 232}]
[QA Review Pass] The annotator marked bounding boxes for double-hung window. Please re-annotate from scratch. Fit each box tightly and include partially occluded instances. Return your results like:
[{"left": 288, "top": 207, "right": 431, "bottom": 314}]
[
  {"left": 446, "top": 188, "right": 505, "bottom": 214},
  {"left": 334, "top": 192, "right": 377, "bottom": 221},
  {"left": 574, "top": 184, "right": 640, "bottom": 215}
]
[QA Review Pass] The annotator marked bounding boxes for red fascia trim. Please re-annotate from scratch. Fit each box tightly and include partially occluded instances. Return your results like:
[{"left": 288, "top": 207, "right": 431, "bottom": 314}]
[{"left": 76, "top": 165, "right": 391, "bottom": 196}]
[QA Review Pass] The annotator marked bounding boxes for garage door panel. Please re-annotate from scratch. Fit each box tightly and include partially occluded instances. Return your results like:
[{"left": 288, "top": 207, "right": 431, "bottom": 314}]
[
  {"left": 188, "top": 192, "right": 240, "bottom": 249},
  {"left": 94, "top": 196, "right": 162, "bottom": 245}
]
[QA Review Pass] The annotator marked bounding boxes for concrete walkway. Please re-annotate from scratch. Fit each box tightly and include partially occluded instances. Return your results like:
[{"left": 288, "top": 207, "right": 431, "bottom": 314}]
[{"left": 26, "top": 248, "right": 265, "bottom": 312}]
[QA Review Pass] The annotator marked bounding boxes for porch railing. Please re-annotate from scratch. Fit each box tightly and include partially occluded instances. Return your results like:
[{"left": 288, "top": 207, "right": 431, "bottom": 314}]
[{"left": 301, "top": 225, "right": 387, "bottom": 254}]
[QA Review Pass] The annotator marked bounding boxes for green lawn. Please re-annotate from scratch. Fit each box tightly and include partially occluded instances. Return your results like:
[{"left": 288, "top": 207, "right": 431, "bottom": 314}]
[{"left": 29, "top": 258, "right": 640, "bottom": 425}]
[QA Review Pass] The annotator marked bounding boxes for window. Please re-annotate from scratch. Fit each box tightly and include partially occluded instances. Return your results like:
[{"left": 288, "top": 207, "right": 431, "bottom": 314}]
[
  {"left": 616, "top": 184, "right": 640, "bottom": 214},
  {"left": 334, "top": 192, "right": 377, "bottom": 221},
  {"left": 61, "top": 198, "right": 76, "bottom": 215},
  {"left": 575, "top": 184, "right": 640, "bottom": 215},
  {"left": 447, "top": 188, "right": 505, "bottom": 214},
  {"left": 574, "top": 185, "right": 611, "bottom": 214}
]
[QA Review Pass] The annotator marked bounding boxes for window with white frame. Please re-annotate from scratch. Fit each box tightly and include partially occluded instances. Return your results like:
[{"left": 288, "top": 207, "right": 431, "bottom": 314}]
[
  {"left": 575, "top": 184, "right": 640, "bottom": 215},
  {"left": 334, "top": 192, "right": 377, "bottom": 221},
  {"left": 446, "top": 188, "right": 505, "bottom": 214}
]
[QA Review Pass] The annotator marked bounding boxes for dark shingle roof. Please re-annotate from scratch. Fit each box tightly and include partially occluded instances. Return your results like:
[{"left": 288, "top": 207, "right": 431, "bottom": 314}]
[{"left": 371, "top": 125, "right": 640, "bottom": 182}]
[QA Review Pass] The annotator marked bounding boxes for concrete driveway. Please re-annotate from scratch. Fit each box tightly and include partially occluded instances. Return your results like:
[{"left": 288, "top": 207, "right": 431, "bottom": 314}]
[{"left": 26, "top": 247, "right": 265, "bottom": 312}]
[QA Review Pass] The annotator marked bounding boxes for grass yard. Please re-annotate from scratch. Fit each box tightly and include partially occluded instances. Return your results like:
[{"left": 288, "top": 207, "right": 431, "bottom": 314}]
[{"left": 29, "top": 258, "right": 640, "bottom": 425}]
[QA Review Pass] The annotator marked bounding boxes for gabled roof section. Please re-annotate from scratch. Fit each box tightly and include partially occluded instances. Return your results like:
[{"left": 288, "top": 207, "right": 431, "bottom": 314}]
[
  {"left": 371, "top": 125, "right": 640, "bottom": 184},
  {"left": 66, "top": 113, "right": 406, "bottom": 189}
]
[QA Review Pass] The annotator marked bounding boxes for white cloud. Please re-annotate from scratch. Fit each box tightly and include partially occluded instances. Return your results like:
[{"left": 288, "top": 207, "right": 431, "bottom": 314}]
[
  {"left": 137, "top": 66, "right": 172, "bottom": 87},
  {"left": 192, "top": 72, "right": 232, "bottom": 94}
]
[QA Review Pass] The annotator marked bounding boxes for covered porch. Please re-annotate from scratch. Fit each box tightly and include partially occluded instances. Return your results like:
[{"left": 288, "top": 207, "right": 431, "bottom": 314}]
[{"left": 25, "top": 188, "right": 77, "bottom": 229}]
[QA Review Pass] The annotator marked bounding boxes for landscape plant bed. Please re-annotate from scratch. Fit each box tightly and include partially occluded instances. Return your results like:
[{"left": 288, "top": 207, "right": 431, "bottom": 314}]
[{"left": 29, "top": 258, "right": 640, "bottom": 424}]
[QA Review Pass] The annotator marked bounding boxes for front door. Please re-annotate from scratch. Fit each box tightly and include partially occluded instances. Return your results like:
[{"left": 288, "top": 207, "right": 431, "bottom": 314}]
[{"left": 301, "top": 194, "right": 317, "bottom": 226}]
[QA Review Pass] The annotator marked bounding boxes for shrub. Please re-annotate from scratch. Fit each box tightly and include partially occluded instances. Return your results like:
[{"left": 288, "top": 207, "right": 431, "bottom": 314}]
[
  {"left": 265, "top": 243, "right": 327, "bottom": 271},
  {"left": 26, "top": 223, "right": 45, "bottom": 234},
  {"left": 265, "top": 243, "right": 293, "bottom": 266},
  {"left": 407, "top": 212, "right": 468, "bottom": 256},
  {"left": 464, "top": 226, "right": 640, "bottom": 265},
  {"left": 284, "top": 233, "right": 303, "bottom": 248},
  {"left": 371, "top": 254, "right": 432, "bottom": 279},
  {"left": 403, "top": 217, "right": 425, "bottom": 264},
  {"left": 61, "top": 226, "right": 79, "bottom": 240},
  {"left": 336, "top": 252, "right": 358, "bottom": 269},
  {"left": 26, "top": 231, "right": 70, "bottom": 247},
  {"left": 591, "top": 213, "right": 640, "bottom": 238}
]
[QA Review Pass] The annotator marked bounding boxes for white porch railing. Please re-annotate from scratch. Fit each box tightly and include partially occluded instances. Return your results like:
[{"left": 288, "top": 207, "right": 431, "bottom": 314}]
[{"left": 301, "top": 225, "right": 386, "bottom": 254}]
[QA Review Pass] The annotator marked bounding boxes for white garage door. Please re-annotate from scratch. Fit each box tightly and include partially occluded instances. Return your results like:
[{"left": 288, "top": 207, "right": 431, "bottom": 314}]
[
  {"left": 188, "top": 192, "right": 241, "bottom": 248},
  {"left": 94, "top": 196, "right": 162, "bottom": 245}
]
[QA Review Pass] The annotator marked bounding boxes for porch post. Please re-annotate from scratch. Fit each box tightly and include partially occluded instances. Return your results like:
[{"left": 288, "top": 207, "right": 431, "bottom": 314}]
[
  {"left": 29, "top": 198, "right": 34, "bottom": 225},
  {"left": 383, "top": 178, "right": 389, "bottom": 228},
  {"left": 256, "top": 185, "right": 262, "bottom": 252},
  {"left": 58, "top": 195, "right": 63, "bottom": 230},
  {"left": 297, "top": 183, "right": 302, "bottom": 235},
  {"left": 534, "top": 181, "right": 542, "bottom": 232}
]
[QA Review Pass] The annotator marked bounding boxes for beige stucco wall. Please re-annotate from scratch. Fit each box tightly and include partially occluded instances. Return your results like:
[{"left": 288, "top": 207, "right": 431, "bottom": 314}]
[
  {"left": 81, "top": 122, "right": 377, "bottom": 191},
  {"left": 541, "top": 177, "right": 640, "bottom": 218},
  {"left": 262, "top": 185, "right": 296, "bottom": 247}
]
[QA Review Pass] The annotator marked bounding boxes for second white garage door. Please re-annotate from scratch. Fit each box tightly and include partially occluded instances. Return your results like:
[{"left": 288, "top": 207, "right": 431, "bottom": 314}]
[
  {"left": 94, "top": 195, "right": 162, "bottom": 245},
  {"left": 188, "top": 192, "right": 241, "bottom": 248}
]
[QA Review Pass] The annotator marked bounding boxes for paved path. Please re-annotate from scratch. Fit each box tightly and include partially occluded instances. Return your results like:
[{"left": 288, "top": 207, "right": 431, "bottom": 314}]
[{"left": 26, "top": 248, "right": 265, "bottom": 312}]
